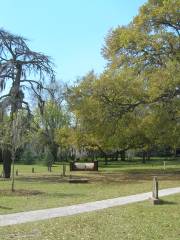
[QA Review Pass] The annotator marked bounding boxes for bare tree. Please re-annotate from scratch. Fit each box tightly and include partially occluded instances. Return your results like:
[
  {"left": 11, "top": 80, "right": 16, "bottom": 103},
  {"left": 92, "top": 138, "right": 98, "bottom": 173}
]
[
  {"left": 0, "top": 111, "right": 30, "bottom": 191},
  {"left": 0, "top": 28, "right": 55, "bottom": 178}
]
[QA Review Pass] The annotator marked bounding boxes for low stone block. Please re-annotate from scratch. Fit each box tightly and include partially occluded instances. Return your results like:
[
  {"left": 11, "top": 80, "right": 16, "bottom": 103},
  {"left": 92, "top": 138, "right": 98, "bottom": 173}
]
[
  {"left": 69, "top": 178, "right": 89, "bottom": 183},
  {"left": 151, "top": 197, "right": 161, "bottom": 205}
]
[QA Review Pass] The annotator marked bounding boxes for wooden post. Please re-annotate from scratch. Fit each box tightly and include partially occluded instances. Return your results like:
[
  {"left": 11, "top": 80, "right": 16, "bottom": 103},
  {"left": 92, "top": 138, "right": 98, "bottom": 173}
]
[
  {"left": 48, "top": 165, "right": 52, "bottom": 172},
  {"left": 70, "top": 162, "right": 73, "bottom": 171},
  {"left": 94, "top": 160, "right": 98, "bottom": 171},
  {"left": 63, "top": 164, "right": 66, "bottom": 177},
  {"left": 15, "top": 169, "right": 18, "bottom": 176},
  {"left": 152, "top": 176, "right": 158, "bottom": 199},
  {"left": 163, "top": 161, "right": 166, "bottom": 170},
  {"left": 152, "top": 176, "right": 160, "bottom": 204},
  {"left": 32, "top": 167, "right": 34, "bottom": 173}
]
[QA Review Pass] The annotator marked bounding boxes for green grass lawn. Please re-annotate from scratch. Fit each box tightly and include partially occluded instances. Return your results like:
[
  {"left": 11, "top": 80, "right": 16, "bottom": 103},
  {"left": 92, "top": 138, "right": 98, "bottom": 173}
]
[
  {"left": 0, "top": 161, "right": 180, "bottom": 239},
  {"left": 99, "top": 158, "right": 180, "bottom": 173},
  {"left": 0, "top": 161, "right": 180, "bottom": 214},
  {"left": 1, "top": 193, "right": 180, "bottom": 240}
]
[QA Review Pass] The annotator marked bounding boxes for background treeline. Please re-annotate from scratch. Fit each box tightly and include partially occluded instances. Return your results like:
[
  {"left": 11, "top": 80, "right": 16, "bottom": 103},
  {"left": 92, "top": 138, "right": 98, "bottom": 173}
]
[{"left": 0, "top": 0, "right": 179, "bottom": 178}]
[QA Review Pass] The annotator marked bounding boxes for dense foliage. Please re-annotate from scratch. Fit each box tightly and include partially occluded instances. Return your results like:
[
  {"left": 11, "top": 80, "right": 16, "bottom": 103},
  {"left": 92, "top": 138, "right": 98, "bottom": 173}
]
[{"left": 0, "top": 0, "right": 179, "bottom": 175}]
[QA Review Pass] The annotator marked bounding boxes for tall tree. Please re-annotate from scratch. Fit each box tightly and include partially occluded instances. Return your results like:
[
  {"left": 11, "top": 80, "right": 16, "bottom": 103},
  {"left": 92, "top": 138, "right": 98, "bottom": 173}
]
[
  {"left": 0, "top": 29, "right": 55, "bottom": 177},
  {"left": 102, "top": 0, "right": 180, "bottom": 104},
  {"left": 67, "top": 0, "right": 180, "bottom": 160},
  {"left": 32, "top": 100, "right": 69, "bottom": 165}
]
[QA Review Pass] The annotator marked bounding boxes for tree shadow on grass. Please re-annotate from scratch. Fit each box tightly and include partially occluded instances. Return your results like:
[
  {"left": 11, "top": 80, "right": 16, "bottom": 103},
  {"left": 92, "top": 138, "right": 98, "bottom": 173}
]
[
  {"left": 15, "top": 171, "right": 180, "bottom": 184},
  {"left": 16, "top": 175, "right": 143, "bottom": 184},
  {"left": 16, "top": 175, "right": 68, "bottom": 183},
  {"left": 0, "top": 189, "right": 44, "bottom": 196},
  {"left": 47, "top": 192, "right": 86, "bottom": 198},
  {"left": 0, "top": 189, "right": 86, "bottom": 198},
  {"left": 0, "top": 205, "right": 12, "bottom": 210}
]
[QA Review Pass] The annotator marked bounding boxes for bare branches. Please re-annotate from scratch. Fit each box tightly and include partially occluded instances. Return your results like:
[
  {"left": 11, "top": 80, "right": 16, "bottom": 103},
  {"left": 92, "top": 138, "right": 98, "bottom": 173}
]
[
  {"left": 22, "top": 101, "right": 31, "bottom": 116},
  {"left": 0, "top": 29, "right": 55, "bottom": 82},
  {"left": 97, "top": 85, "right": 180, "bottom": 120},
  {"left": 0, "top": 28, "right": 55, "bottom": 115},
  {"left": 0, "top": 94, "right": 10, "bottom": 101}
]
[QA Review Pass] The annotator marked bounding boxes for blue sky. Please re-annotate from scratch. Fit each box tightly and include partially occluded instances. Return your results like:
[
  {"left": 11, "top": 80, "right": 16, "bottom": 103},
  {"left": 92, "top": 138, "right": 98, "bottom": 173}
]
[{"left": 0, "top": 0, "right": 147, "bottom": 83}]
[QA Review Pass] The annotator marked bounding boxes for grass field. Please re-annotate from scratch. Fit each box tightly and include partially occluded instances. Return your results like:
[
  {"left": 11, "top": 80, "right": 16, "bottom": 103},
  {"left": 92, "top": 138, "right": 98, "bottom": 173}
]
[
  {"left": 0, "top": 159, "right": 180, "bottom": 214},
  {"left": 0, "top": 159, "right": 180, "bottom": 239},
  {"left": 1, "top": 193, "right": 180, "bottom": 240}
]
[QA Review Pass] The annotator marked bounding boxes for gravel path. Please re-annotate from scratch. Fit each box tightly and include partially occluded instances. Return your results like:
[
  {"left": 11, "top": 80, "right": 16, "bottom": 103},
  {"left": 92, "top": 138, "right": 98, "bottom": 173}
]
[{"left": 0, "top": 187, "right": 180, "bottom": 227}]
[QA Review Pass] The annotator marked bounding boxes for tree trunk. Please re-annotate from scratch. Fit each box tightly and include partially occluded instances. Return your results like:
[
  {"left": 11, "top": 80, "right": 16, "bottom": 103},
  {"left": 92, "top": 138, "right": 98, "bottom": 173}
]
[
  {"left": 174, "top": 148, "right": 177, "bottom": 159},
  {"left": 115, "top": 151, "right": 119, "bottom": 161},
  {"left": 120, "top": 150, "right": 126, "bottom": 161},
  {"left": 49, "top": 144, "right": 58, "bottom": 163},
  {"left": 10, "top": 64, "right": 23, "bottom": 115},
  {"left": 4, "top": 65, "right": 22, "bottom": 180},
  {"left": 48, "top": 165, "right": 52, "bottom": 172},
  {"left": 142, "top": 151, "right": 146, "bottom": 164},
  {"left": 104, "top": 154, "right": 108, "bottom": 165},
  {"left": 147, "top": 151, "right": 151, "bottom": 161},
  {"left": 2, "top": 149, "right": 12, "bottom": 178},
  {"left": 11, "top": 149, "right": 15, "bottom": 192},
  {"left": 91, "top": 152, "right": 95, "bottom": 162}
]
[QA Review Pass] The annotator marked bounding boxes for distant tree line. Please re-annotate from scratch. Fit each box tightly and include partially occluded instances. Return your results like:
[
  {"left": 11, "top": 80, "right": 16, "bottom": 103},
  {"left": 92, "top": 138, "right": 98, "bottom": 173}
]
[{"left": 0, "top": 0, "right": 179, "bottom": 180}]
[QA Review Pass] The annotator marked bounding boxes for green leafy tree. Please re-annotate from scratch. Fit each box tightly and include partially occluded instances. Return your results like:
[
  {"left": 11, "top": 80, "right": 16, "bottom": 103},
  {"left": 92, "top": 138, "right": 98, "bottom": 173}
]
[
  {"left": 32, "top": 100, "right": 69, "bottom": 165},
  {"left": 66, "top": 1, "right": 180, "bottom": 161}
]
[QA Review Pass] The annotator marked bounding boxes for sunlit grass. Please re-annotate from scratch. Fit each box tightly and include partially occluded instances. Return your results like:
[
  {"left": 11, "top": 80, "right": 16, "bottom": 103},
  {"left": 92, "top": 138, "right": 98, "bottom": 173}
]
[
  {"left": 0, "top": 161, "right": 180, "bottom": 214},
  {"left": 1, "top": 193, "right": 180, "bottom": 240}
]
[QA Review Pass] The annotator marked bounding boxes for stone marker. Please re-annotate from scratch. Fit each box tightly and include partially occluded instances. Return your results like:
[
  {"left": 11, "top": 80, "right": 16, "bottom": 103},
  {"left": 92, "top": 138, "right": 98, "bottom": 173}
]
[
  {"left": 69, "top": 178, "right": 89, "bottom": 183},
  {"left": 151, "top": 176, "right": 160, "bottom": 204}
]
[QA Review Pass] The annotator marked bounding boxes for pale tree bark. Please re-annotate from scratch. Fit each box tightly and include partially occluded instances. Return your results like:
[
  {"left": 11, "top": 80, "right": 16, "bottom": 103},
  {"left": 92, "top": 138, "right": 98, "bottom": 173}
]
[{"left": 0, "top": 29, "right": 55, "bottom": 179}]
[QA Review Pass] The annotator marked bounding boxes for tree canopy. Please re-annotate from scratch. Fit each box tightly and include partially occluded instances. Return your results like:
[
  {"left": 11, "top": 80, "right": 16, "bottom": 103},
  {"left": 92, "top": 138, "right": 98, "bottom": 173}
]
[
  {"left": 0, "top": 0, "right": 179, "bottom": 171},
  {"left": 66, "top": 0, "right": 180, "bottom": 159}
]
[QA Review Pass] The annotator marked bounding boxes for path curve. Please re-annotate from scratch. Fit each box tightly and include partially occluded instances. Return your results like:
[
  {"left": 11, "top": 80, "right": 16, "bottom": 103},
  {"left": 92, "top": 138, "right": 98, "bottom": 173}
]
[{"left": 0, "top": 187, "right": 180, "bottom": 227}]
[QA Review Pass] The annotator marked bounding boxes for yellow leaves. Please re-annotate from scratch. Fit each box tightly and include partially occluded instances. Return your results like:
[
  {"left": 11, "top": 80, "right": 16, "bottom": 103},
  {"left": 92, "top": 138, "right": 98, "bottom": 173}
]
[
  {"left": 66, "top": 0, "right": 180, "bottom": 152},
  {"left": 147, "top": 60, "right": 180, "bottom": 101},
  {"left": 134, "top": 0, "right": 180, "bottom": 35},
  {"left": 55, "top": 127, "right": 76, "bottom": 149},
  {"left": 97, "top": 68, "right": 145, "bottom": 108},
  {"left": 103, "top": 25, "right": 148, "bottom": 64}
]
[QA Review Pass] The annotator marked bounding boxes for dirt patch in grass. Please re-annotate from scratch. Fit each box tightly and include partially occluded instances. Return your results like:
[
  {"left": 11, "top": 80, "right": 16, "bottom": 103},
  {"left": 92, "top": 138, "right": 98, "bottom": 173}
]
[
  {"left": 2, "top": 168, "right": 180, "bottom": 186},
  {"left": 0, "top": 189, "right": 44, "bottom": 196},
  {"left": 16, "top": 175, "right": 67, "bottom": 183},
  {"left": 13, "top": 171, "right": 180, "bottom": 184},
  {"left": 3, "top": 229, "right": 41, "bottom": 239},
  {"left": 75, "top": 171, "right": 180, "bottom": 183}
]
